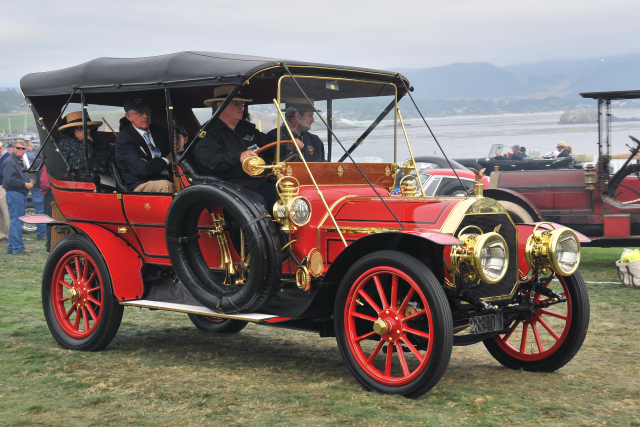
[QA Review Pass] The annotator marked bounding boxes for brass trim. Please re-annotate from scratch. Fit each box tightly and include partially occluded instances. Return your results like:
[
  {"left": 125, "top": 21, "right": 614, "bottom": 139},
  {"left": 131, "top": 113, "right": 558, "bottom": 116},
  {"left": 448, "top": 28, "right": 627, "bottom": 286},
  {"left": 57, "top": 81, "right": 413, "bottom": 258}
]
[
  {"left": 316, "top": 195, "right": 358, "bottom": 247},
  {"left": 397, "top": 107, "right": 425, "bottom": 196},
  {"left": 439, "top": 197, "right": 507, "bottom": 235},
  {"left": 273, "top": 99, "right": 347, "bottom": 247},
  {"left": 337, "top": 165, "right": 344, "bottom": 177}
]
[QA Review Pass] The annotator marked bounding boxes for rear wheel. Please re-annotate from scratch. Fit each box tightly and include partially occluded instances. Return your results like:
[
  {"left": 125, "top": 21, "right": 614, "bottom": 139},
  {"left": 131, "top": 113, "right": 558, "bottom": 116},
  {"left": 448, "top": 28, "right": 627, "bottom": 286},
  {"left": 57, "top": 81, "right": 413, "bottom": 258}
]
[
  {"left": 187, "top": 314, "right": 248, "bottom": 333},
  {"left": 483, "top": 272, "right": 589, "bottom": 371},
  {"left": 335, "top": 250, "right": 453, "bottom": 398},
  {"left": 42, "top": 235, "right": 123, "bottom": 351}
]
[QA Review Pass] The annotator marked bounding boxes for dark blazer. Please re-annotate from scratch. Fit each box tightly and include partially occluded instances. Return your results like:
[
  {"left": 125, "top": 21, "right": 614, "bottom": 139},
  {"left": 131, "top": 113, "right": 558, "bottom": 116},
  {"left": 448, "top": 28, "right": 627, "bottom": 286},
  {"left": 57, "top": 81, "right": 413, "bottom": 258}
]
[
  {"left": 116, "top": 122, "right": 171, "bottom": 191},
  {"left": 1, "top": 153, "right": 31, "bottom": 195}
]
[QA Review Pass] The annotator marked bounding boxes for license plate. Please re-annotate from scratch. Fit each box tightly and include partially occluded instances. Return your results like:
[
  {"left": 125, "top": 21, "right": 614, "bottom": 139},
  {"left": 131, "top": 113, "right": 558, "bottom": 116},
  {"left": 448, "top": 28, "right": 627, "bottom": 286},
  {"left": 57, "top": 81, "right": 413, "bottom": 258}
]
[{"left": 469, "top": 313, "right": 504, "bottom": 334}]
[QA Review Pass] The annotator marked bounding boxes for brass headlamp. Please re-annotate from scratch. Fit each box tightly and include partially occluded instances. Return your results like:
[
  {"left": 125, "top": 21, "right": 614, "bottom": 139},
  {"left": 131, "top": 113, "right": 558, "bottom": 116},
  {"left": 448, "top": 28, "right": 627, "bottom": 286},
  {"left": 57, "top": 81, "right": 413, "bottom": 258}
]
[
  {"left": 272, "top": 177, "right": 312, "bottom": 233},
  {"left": 450, "top": 225, "right": 509, "bottom": 284},
  {"left": 525, "top": 222, "right": 580, "bottom": 276}
]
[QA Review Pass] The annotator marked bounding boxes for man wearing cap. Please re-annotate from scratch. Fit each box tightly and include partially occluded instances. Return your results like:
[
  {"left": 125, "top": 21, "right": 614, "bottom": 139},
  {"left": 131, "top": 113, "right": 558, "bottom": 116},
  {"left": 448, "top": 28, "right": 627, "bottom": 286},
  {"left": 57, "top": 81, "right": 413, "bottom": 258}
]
[
  {"left": 266, "top": 99, "right": 325, "bottom": 162},
  {"left": 2, "top": 140, "right": 33, "bottom": 254},
  {"left": 115, "top": 96, "right": 174, "bottom": 193},
  {"left": 194, "top": 85, "right": 278, "bottom": 205},
  {"left": 58, "top": 111, "right": 114, "bottom": 176}
]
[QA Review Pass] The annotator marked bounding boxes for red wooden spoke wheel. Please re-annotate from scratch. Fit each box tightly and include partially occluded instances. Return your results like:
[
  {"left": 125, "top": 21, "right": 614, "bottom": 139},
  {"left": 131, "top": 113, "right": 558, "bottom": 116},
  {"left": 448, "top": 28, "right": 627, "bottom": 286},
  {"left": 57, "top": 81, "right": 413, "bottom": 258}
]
[
  {"left": 345, "top": 266, "right": 434, "bottom": 386},
  {"left": 51, "top": 250, "right": 104, "bottom": 339},
  {"left": 42, "top": 235, "right": 123, "bottom": 351},
  {"left": 335, "top": 251, "right": 452, "bottom": 398},
  {"left": 484, "top": 272, "right": 590, "bottom": 372}
]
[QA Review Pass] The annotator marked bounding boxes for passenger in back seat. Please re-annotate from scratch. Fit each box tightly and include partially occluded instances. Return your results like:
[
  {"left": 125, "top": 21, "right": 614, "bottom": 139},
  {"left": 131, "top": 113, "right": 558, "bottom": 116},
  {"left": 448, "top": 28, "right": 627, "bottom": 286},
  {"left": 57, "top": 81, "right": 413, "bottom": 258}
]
[{"left": 57, "top": 111, "right": 114, "bottom": 176}]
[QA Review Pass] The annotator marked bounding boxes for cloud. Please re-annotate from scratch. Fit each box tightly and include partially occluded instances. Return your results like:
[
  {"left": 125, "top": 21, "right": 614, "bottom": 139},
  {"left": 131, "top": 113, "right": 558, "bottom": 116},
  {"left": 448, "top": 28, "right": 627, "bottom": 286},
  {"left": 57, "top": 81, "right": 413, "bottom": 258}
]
[{"left": 3, "top": 0, "right": 640, "bottom": 86}]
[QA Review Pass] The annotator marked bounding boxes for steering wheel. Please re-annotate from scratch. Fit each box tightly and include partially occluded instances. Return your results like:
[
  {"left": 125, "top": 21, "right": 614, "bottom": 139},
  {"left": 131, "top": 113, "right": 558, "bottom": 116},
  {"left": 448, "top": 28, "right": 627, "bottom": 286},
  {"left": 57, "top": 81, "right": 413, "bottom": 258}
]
[{"left": 255, "top": 140, "right": 298, "bottom": 156}]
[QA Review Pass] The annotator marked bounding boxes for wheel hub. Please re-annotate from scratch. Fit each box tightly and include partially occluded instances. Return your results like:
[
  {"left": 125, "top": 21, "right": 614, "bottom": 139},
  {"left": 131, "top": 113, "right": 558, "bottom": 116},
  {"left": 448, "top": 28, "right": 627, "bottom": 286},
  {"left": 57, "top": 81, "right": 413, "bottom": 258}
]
[
  {"left": 373, "top": 309, "right": 403, "bottom": 342},
  {"left": 68, "top": 288, "right": 80, "bottom": 301}
]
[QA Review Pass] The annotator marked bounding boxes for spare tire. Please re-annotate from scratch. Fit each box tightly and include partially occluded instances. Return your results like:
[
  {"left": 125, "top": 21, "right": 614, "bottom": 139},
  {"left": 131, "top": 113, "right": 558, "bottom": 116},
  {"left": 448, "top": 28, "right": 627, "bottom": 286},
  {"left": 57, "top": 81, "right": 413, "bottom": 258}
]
[{"left": 165, "top": 182, "right": 282, "bottom": 313}]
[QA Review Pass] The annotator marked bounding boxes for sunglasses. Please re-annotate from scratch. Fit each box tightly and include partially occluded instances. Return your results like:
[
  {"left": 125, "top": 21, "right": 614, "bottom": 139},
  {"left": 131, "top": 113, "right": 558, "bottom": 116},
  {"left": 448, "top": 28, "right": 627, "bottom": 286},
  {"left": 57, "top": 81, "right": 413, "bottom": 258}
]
[{"left": 14, "top": 147, "right": 26, "bottom": 151}]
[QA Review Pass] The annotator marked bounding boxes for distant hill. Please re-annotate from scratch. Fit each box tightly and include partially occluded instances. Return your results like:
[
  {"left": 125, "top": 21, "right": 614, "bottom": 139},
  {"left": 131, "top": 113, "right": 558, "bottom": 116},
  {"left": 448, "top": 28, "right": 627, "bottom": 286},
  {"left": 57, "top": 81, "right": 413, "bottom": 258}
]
[
  {"left": 400, "top": 53, "right": 640, "bottom": 102},
  {"left": 0, "top": 88, "right": 28, "bottom": 113}
]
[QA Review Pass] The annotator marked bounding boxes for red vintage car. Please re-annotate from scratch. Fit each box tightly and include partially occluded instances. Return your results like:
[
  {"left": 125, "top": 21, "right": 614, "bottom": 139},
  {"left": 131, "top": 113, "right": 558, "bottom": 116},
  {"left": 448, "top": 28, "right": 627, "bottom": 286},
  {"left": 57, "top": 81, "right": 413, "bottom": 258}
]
[
  {"left": 20, "top": 52, "right": 590, "bottom": 398},
  {"left": 488, "top": 89, "right": 640, "bottom": 247}
]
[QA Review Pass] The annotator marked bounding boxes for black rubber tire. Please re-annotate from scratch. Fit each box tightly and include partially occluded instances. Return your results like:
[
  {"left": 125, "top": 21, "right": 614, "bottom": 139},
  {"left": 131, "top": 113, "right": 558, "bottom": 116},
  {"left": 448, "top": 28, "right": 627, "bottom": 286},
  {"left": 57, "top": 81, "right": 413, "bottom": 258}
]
[
  {"left": 483, "top": 271, "right": 590, "bottom": 372},
  {"left": 334, "top": 250, "right": 453, "bottom": 398},
  {"left": 440, "top": 183, "right": 469, "bottom": 197},
  {"left": 42, "top": 235, "right": 123, "bottom": 351},
  {"left": 500, "top": 200, "right": 535, "bottom": 224},
  {"left": 166, "top": 182, "right": 281, "bottom": 314},
  {"left": 187, "top": 313, "right": 248, "bottom": 333}
]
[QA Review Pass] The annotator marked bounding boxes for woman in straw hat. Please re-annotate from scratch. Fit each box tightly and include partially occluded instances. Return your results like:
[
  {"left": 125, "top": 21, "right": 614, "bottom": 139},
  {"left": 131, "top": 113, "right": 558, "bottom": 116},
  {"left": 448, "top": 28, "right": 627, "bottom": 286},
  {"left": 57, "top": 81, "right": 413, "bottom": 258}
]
[{"left": 57, "top": 111, "right": 114, "bottom": 176}]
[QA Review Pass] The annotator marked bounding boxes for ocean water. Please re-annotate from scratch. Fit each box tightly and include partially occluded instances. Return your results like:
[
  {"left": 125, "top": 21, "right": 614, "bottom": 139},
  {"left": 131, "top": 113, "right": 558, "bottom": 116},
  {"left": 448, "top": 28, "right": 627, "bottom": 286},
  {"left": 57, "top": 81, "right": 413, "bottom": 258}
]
[{"left": 325, "top": 108, "right": 640, "bottom": 163}]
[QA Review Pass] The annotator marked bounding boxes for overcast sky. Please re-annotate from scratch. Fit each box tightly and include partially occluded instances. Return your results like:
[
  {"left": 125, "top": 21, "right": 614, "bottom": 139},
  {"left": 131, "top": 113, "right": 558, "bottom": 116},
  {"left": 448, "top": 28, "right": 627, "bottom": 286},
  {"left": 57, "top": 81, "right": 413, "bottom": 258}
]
[{"left": 2, "top": 0, "right": 640, "bottom": 87}]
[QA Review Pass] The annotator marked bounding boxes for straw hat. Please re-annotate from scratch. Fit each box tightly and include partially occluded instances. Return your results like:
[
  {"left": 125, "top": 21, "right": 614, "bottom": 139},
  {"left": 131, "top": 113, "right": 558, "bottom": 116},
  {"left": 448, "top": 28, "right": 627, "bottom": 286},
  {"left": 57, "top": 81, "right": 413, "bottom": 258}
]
[
  {"left": 204, "top": 85, "right": 253, "bottom": 107},
  {"left": 557, "top": 141, "right": 566, "bottom": 147},
  {"left": 58, "top": 111, "right": 103, "bottom": 131}
]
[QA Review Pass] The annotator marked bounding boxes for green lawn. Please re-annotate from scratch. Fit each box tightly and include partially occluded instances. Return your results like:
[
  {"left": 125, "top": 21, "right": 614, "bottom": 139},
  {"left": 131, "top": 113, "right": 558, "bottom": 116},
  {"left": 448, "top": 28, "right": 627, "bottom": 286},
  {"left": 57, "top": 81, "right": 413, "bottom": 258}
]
[{"left": 1, "top": 241, "right": 638, "bottom": 426}]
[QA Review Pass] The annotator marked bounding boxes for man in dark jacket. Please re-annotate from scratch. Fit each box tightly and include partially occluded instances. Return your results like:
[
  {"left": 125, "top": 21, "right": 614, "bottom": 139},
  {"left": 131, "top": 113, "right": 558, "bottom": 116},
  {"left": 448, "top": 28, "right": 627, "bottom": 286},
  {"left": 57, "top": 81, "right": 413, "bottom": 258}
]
[
  {"left": 2, "top": 140, "right": 33, "bottom": 254},
  {"left": 194, "top": 85, "right": 279, "bottom": 206},
  {"left": 266, "top": 98, "right": 325, "bottom": 162},
  {"left": 115, "top": 96, "right": 174, "bottom": 192}
]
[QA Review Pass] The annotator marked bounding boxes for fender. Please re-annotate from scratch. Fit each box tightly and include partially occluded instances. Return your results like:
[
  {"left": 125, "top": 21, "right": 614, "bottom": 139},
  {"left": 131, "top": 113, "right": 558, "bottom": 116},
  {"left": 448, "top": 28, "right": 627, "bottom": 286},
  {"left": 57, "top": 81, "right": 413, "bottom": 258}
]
[
  {"left": 323, "top": 229, "right": 461, "bottom": 285},
  {"left": 484, "top": 188, "right": 543, "bottom": 222},
  {"left": 65, "top": 222, "right": 144, "bottom": 301}
]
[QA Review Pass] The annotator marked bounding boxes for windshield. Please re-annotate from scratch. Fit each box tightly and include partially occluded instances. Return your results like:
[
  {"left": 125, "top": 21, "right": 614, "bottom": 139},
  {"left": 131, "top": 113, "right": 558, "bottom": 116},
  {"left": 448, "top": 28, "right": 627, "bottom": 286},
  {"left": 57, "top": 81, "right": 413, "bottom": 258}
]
[{"left": 275, "top": 76, "right": 399, "bottom": 163}]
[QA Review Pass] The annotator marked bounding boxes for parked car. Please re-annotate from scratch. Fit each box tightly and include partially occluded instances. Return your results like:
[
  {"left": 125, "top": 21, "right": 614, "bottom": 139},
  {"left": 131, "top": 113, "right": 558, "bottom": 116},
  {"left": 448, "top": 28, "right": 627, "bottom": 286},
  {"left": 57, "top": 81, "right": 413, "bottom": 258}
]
[
  {"left": 487, "top": 89, "right": 640, "bottom": 246},
  {"left": 21, "top": 52, "right": 590, "bottom": 398},
  {"left": 455, "top": 143, "right": 592, "bottom": 172}
]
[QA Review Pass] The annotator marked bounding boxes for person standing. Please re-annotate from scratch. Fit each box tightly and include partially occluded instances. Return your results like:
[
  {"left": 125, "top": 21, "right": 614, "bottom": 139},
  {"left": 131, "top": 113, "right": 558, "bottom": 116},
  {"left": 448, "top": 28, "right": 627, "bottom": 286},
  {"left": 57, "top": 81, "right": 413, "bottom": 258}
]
[
  {"left": 0, "top": 141, "right": 11, "bottom": 241},
  {"left": 2, "top": 140, "right": 33, "bottom": 254}
]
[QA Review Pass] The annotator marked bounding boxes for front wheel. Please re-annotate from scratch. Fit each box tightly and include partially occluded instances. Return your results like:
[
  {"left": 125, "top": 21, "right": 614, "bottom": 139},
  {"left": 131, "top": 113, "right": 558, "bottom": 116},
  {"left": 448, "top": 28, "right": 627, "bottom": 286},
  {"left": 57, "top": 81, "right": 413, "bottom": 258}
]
[
  {"left": 483, "top": 271, "right": 589, "bottom": 371},
  {"left": 42, "top": 235, "right": 123, "bottom": 351},
  {"left": 335, "top": 250, "right": 453, "bottom": 398},
  {"left": 187, "top": 314, "right": 248, "bottom": 333}
]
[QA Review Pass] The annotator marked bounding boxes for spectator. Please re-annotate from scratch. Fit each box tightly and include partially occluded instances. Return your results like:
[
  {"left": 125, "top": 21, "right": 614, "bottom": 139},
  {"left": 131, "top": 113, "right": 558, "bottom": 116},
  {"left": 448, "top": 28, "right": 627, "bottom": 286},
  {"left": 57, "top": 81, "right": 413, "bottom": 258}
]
[
  {"left": 0, "top": 141, "right": 10, "bottom": 241},
  {"left": 543, "top": 141, "right": 566, "bottom": 158},
  {"left": 2, "top": 140, "right": 33, "bottom": 254}
]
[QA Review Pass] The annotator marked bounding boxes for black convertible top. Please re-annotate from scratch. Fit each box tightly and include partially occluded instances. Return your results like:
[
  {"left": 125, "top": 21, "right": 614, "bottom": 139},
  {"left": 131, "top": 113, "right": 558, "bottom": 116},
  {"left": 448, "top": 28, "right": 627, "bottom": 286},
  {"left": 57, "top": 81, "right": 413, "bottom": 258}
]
[
  {"left": 580, "top": 89, "right": 640, "bottom": 100},
  {"left": 20, "top": 51, "right": 405, "bottom": 97}
]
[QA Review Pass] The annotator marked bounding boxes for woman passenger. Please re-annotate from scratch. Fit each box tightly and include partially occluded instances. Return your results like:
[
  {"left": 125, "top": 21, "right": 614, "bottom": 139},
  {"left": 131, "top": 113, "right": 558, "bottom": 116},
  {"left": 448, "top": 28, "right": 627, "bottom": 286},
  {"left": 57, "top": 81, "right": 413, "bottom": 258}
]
[{"left": 57, "top": 111, "right": 115, "bottom": 176}]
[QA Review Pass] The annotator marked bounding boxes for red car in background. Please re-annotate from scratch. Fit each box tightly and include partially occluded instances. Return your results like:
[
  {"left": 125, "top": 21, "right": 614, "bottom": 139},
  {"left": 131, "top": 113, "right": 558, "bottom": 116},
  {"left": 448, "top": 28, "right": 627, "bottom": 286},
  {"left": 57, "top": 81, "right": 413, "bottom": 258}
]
[{"left": 487, "top": 89, "right": 640, "bottom": 246}]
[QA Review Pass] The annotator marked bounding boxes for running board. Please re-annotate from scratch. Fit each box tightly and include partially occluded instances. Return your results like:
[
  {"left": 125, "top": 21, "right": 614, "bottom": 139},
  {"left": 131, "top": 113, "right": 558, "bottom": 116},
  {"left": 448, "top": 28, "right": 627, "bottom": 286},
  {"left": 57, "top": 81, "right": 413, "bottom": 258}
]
[{"left": 120, "top": 299, "right": 281, "bottom": 323}]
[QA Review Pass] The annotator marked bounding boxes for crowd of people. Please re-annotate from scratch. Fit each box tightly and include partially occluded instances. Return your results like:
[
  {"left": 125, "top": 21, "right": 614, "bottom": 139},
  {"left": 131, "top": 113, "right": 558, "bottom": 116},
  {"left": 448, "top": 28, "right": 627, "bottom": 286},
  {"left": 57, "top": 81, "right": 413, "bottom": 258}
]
[{"left": 497, "top": 141, "right": 573, "bottom": 160}]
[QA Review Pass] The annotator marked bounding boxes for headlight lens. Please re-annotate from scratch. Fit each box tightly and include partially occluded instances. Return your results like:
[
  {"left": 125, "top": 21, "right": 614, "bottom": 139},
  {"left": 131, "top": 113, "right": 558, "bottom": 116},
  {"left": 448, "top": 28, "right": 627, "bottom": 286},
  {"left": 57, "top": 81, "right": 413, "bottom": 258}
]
[
  {"left": 289, "top": 197, "right": 311, "bottom": 226},
  {"left": 450, "top": 231, "right": 508, "bottom": 284},
  {"left": 477, "top": 234, "right": 508, "bottom": 283},
  {"left": 550, "top": 229, "right": 580, "bottom": 275},
  {"left": 525, "top": 226, "right": 580, "bottom": 276}
]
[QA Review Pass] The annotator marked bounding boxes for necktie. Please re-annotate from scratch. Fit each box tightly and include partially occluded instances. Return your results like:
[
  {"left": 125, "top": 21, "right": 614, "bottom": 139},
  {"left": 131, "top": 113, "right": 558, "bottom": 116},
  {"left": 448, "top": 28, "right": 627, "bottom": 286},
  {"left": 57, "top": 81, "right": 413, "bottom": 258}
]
[{"left": 144, "top": 133, "right": 161, "bottom": 158}]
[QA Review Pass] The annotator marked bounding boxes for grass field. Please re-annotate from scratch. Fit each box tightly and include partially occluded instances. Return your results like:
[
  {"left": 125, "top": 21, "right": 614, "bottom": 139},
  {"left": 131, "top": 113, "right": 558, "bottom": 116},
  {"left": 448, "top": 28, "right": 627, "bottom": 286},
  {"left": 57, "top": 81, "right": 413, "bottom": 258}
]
[{"left": 1, "top": 240, "right": 639, "bottom": 426}]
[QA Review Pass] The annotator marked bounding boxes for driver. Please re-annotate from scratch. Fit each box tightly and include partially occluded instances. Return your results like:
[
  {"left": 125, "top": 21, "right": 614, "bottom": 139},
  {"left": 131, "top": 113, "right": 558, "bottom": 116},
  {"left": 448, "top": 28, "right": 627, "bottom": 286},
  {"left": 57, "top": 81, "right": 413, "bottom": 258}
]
[
  {"left": 266, "top": 98, "right": 325, "bottom": 162},
  {"left": 194, "top": 85, "right": 279, "bottom": 206}
]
